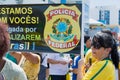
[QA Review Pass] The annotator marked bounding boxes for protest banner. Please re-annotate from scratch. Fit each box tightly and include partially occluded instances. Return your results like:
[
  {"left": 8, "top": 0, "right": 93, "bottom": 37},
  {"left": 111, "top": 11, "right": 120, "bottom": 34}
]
[{"left": 0, "top": 4, "right": 82, "bottom": 54}]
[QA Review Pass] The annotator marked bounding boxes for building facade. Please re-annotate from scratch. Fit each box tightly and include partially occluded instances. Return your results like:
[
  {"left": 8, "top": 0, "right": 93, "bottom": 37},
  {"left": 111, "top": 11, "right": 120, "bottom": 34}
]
[{"left": 90, "top": 5, "right": 120, "bottom": 26}]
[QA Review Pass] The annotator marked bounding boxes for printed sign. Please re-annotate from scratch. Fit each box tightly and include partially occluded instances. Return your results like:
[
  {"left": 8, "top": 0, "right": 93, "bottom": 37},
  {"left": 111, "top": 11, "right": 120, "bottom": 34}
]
[{"left": 0, "top": 4, "right": 82, "bottom": 53}]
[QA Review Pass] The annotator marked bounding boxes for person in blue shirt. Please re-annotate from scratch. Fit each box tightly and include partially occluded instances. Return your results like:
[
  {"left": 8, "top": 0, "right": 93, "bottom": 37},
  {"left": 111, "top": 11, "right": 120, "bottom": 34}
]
[{"left": 71, "top": 55, "right": 81, "bottom": 80}]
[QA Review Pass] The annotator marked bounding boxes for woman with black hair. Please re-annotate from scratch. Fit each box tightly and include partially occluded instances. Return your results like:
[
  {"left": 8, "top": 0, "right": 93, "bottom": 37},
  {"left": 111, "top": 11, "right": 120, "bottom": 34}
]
[{"left": 78, "top": 31, "right": 119, "bottom": 80}]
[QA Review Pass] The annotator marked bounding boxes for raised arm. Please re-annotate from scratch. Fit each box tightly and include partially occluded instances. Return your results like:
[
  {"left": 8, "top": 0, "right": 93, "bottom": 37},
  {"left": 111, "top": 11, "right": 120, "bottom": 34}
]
[{"left": 22, "top": 52, "right": 40, "bottom": 64}]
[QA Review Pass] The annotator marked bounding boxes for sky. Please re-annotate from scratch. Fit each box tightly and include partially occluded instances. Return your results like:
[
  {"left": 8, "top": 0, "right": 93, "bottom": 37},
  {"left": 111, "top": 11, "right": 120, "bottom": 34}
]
[{"left": 90, "top": 0, "right": 120, "bottom": 8}]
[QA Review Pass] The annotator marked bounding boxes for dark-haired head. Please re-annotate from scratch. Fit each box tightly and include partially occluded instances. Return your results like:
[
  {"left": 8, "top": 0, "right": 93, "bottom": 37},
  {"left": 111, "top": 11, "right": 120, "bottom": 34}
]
[
  {"left": 101, "top": 29, "right": 112, "bottom": 36},
  {"left": 91, "top": 31, "right": 119, "bottom": 68},
  {"left": 0, "top": 22, "right": 10, "bottom": 58},
  {"left": 92, "top": 32, "right": 114, "bottom": 49},
  {"left": 84, "top": 35, "right": 90, "bottom": 43}
]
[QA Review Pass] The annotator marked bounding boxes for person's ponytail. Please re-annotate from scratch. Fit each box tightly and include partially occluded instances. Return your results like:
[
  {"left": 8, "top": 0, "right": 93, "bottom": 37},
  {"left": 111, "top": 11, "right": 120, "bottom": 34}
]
[{"left": 110, "top": 39, "right": 119, "bottom": 69}]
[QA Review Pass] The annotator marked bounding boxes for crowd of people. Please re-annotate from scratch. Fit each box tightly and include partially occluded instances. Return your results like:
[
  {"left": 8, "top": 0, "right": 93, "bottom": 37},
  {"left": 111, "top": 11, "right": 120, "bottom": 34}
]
[{"left": 0, "top": 21, "right": 120, "bottom": 80}]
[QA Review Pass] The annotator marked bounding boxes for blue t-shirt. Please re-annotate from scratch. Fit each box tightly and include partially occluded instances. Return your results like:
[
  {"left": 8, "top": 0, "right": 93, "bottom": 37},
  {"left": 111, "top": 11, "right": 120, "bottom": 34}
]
[{"left": 72, "top": 56, "right": 81, "bottom": 80}]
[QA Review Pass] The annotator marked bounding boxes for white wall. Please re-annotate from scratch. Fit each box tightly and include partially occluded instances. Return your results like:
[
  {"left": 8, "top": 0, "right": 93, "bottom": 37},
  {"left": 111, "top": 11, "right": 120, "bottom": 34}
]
[
  {"left": 49, "top": 0, "right": 60, "bottom": 3},
  {"left": 89, "top": 7, "right": 99, "bottom": 20},
  {"left": 0, "top": 0, "right": 16, "bottom": 4},
  {"left": 23, "top": 0, "right": 48, "bottom": 4},
  {"left": 109, "top": 6, "right": 119, "bottom": 25},
  {"left": 0, "top": 0, "right": 48, "bottom": 4}
]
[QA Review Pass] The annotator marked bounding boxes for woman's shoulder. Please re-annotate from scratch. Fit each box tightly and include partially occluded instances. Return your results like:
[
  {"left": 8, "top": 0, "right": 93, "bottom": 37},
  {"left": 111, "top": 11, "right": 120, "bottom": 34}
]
[
  {"left": 93, "top": 59, "right": 114, "bottom": 69},
  {"left": 2, "top": 58, "right": 25, "bottom": 74}
]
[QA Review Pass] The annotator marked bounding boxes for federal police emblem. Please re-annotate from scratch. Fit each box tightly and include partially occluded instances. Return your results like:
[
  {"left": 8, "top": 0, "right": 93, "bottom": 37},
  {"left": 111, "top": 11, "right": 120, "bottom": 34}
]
[{"left": 44, "top": 5, "right": 81, "bottom": 53}]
